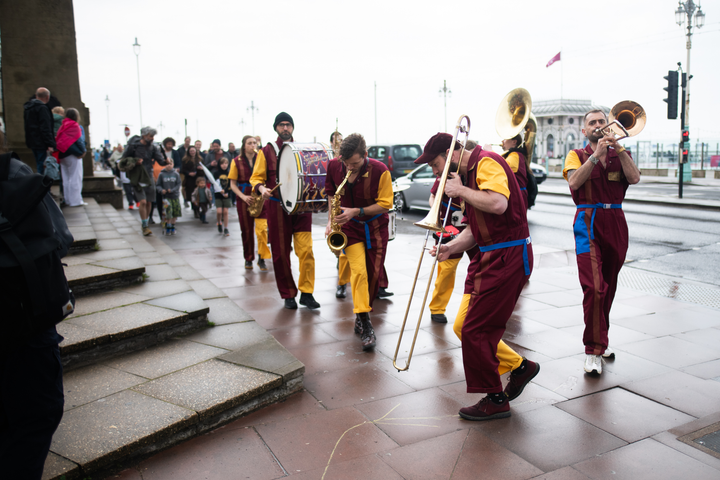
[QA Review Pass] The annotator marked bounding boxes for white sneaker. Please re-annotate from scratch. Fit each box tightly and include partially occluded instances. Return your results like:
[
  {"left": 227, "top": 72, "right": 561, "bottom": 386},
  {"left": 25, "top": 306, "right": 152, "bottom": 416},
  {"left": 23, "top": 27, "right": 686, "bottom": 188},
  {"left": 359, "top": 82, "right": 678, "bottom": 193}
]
[
  {"left": 584, "top": 354, "right": 603, "bottom": 375},
  {"left": 602, "top": 347, "right": 615, "bottom": 359}
]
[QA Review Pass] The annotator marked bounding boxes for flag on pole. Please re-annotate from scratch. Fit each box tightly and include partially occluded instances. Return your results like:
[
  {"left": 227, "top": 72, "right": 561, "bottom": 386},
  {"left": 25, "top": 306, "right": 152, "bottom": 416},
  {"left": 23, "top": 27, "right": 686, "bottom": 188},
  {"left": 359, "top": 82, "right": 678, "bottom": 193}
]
[{"left": 546, "top": 52, "right": 561, "bottom": 68}]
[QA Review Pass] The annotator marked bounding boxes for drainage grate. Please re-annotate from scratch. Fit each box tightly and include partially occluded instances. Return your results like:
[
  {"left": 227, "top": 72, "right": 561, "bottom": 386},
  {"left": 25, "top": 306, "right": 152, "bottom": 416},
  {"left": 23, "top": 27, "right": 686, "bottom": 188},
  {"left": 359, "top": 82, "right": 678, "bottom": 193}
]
[
  {"left": 694, "top": 430, "right": 720, "bottom": 455},
  {"left": 618, "top": 268, "right": 720, "bottom": 309}
]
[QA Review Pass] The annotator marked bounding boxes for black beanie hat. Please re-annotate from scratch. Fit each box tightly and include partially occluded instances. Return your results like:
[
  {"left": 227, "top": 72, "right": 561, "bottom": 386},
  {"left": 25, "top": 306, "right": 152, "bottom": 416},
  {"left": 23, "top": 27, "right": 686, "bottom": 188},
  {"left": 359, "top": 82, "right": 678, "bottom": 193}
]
[
  {"left": 273, "top": 112, "right": 294, "bottom": 130},
  {"left": 212, "top": 139, "right": 221, "bottom": 146}
]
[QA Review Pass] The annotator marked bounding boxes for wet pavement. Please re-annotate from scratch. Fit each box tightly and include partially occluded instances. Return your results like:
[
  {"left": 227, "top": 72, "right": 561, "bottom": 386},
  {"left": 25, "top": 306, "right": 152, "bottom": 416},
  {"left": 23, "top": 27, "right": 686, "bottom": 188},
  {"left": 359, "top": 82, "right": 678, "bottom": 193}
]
[{"left": 111, "top": 203, "right": 720, "bottom": 480}]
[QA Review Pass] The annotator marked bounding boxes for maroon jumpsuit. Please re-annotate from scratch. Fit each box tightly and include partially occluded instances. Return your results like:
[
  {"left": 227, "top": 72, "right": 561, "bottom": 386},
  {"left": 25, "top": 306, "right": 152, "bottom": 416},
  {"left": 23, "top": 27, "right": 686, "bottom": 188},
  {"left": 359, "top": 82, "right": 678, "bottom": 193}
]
[
  {"left": 326, "top": 158, "right": 390, "bottom": 309},
  {"left": 254, "top": 137, "right": 313, "bottom": 299},
  {"left": 570, "top": 145, "right": 630, "bottom": 355},
  {"left": 462, "top": 148, "right": 533, "bottom": 393}
]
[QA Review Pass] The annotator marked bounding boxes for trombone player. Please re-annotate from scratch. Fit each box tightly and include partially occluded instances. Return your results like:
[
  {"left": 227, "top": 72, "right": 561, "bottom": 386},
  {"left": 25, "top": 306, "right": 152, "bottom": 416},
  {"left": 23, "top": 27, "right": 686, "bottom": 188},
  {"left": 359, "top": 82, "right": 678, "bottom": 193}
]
[
  {"left": 325, "top": 134, "right": 393, "bottom": 351},
  {"left": 563, "top": 109, "right": 641, "bottom": 375},
  {"left": 419, "top": 134, "right": 539, "bottom": 419}
]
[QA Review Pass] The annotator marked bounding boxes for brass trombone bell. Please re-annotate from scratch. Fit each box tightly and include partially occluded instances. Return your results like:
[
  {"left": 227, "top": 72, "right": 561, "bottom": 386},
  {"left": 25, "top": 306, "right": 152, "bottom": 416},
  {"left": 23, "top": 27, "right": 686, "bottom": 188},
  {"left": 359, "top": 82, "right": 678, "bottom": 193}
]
[
  {"left": 524, "top": 113, "right": 537, "bottom": 164},
  {"left": 595, "top": 100, "right": 646, "bottom": 140},
  {"left": 495, "top": 88, "right": 532, "bottom": 140}
]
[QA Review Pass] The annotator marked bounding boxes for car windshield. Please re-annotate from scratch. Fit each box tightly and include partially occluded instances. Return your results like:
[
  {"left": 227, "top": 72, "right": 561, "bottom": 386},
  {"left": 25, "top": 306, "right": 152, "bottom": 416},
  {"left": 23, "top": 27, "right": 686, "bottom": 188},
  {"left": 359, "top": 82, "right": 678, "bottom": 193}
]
[{"left": 393, "top": 145, "right": 422, "bottom": 162}]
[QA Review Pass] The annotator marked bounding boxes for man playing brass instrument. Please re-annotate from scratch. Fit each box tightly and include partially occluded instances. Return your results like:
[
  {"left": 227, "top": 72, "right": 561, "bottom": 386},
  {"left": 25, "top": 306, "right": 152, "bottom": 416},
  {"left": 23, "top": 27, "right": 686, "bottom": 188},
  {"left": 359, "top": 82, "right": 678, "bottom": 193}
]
[
  {"left": 250, "top": 112, "right": 320, "bottom": 310},
  {"left": 426, "top": 133, "right": 536, "bottom": 420},
  {"left": 325, "top": 133, "right": 393, "bottom": 350},
  {"left": 563, "top": 110, "right": 640, "bottom": 375}
]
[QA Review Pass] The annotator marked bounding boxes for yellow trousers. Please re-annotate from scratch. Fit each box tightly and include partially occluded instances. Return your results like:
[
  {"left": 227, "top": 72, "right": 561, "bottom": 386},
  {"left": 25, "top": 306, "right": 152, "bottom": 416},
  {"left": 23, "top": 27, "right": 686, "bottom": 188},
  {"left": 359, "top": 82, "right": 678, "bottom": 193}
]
[
  {"left": 454, "top": 293, "right": 523, "bottom": 375},
  {"left": 293, "top": 231, "right": 315, "bottom": 294},
  {"left": 338, "top": 252, "right": 351, "bottom": 285},
  {"left": 429, "top": 257, "right": 461, "bottom": 314},
  {"left": 255, "top": 218, "right": 271, "bottom": 260},
  {"left": 346, "top": 242, "right": 371, "bottom": 313}
]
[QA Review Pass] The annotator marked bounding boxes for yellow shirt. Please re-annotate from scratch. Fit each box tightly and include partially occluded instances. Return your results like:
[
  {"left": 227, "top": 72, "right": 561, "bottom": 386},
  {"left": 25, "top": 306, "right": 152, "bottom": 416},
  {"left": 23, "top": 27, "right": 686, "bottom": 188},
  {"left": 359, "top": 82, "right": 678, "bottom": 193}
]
[
  {"left": 476, "top": 156, "right": 510, "bottom": 199},
  {"left": 250, "top": 149, "right": 268, "bottom": 188},
  {"left": 505, "top": 152, "right": 520, "bottom": 173},
  {"left": 376, "top": 171, "right": 394, "bottom": 210},
  {"left": 563, "top": 151, "right": 582, "bottom": 181}
]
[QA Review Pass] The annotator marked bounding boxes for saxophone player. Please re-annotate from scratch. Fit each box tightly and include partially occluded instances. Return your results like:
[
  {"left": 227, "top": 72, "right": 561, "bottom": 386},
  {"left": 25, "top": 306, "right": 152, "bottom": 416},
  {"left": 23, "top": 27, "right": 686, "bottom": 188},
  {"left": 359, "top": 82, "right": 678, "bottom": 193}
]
[{"left": 325, "top": 133, "right": 393, "bottom": 350}]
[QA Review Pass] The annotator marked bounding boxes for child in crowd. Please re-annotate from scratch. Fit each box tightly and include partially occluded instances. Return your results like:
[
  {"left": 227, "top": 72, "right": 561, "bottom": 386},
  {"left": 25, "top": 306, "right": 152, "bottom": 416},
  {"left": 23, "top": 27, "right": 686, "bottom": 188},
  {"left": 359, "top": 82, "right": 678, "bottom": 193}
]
[
  {"left": 214, "top": 157, "right": 232, "bottom": 236},
  {"left": 157, "top": 162, "right": 182, "bottom": 235},
  {"left": 192, "top": 176, "right": 212, "bottom": 224}
]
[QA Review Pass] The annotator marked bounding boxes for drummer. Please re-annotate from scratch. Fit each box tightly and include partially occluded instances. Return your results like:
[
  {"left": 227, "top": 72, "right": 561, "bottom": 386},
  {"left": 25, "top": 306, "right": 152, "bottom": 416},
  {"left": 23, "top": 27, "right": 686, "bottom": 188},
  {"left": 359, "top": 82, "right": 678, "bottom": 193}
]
[
  {"left": 325, "top": 133, "right": 393, "bottom": 350},
  {"left": 251, "top": 112, "right": 321, "bottom": 310}
]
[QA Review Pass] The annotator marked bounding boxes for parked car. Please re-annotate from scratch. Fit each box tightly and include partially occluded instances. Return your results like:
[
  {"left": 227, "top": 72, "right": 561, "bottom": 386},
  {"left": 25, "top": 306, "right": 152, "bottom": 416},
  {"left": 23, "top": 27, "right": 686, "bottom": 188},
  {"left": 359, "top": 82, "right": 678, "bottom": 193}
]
[
  {"left": 393, "top": 164, "right": 435, "bottom": 212},
  {"left": 530, "top": 162, "right": 547, "bottom": 184},
  {"left": 368, "top": 144, "right": 423, "bottom": 179}
]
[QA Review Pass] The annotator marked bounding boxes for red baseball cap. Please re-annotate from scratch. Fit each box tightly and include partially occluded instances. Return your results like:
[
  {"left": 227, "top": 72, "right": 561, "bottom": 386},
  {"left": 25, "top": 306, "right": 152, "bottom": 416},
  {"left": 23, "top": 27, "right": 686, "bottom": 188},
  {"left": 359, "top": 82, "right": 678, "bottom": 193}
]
[{"left": 414, "top": 133, "right": 460, "bottom": 164}]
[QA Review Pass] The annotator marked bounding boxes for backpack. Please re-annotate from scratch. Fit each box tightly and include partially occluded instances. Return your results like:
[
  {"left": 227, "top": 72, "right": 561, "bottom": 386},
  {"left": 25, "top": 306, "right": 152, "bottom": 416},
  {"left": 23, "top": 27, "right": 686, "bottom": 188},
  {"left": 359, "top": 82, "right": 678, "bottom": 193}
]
[
  {"left": 526, "top": 166, "right": 538, "bottom": 209},
  {"left": 0, "top": 153, "right": 75, "bottom": 352}
]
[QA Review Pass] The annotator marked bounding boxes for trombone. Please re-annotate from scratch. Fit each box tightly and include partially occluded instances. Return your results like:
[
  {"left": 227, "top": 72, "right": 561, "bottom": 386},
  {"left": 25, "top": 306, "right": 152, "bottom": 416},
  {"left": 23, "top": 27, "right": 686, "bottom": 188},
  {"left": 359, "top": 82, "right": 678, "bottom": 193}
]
[
  {"left": 596, "top": 100, "right": 646, "bottom": 140},
  {"left": 392, "top": 114, "right": 471, "bottom": 372}
]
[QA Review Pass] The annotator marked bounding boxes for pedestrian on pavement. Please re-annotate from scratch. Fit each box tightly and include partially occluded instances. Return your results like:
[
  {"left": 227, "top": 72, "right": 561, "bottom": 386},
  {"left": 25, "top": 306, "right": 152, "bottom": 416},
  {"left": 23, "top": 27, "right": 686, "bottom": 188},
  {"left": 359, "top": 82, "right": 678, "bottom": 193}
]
[
  {"left": 120, "top": 127, "right": 169, "bottom": 236},
  {"left": 23, "top": 87, "right": 56, "bottom": 175},
  {"left": 195, "top": 140, "right": 206, "bottom": 160},
  {"left": 177, "top": 136, "right": 192, "bottom": 207},
  {"left": 192, "top": 176, "right": 212, "bottom": 224},
  {"left": 55, "top": 108, "right": 87, "bottom": 207},
  {"left": 156, "top": 161, "right": 182, "bottom": 235},
  {"left": 213, "top": 157, "right": 232, "bottom": 236},
  {"left": 325, "top": 133, "right": 393, "bottom": 350},
  {"left": 230, "top": 135, "right": 271, "bottom": 270},
  {"left": 227, "top": 142, "right": 238, "bottom": 159},
  {"left": 204, "top": 139, "right": 228, "bottom": 169},
  {"left": 177, "top": 136, "right": 192, "bottom": 160},
  {"left": 181, "top": 146, "right": 205, "bottom": 218},
  {"left": 421, "top": 133, "right": 539, "bottom": 404},
  {"left": 251, "top": 112, "right": 320, "bottom": 310},
  {"left": 431, "top": 132, "right": 534, "bottom": 421},
  {"left": 563, "top": 110, "right": 640, "bottom": 375}
]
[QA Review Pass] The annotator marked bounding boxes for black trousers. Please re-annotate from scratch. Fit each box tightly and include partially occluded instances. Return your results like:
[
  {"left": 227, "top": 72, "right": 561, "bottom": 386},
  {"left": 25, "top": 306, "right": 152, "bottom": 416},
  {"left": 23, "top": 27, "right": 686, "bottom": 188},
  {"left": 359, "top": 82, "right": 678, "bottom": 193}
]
[{"left": 0, "top": 327, "right": 64, "bottom": 479}]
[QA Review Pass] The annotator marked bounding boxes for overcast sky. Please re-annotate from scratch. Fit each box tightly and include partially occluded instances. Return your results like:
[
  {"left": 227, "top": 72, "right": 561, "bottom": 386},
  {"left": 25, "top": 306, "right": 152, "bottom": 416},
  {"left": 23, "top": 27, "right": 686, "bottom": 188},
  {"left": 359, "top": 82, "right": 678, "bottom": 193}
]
[{"left": 73, "top": 0, "right": 719, "bottom": 153}]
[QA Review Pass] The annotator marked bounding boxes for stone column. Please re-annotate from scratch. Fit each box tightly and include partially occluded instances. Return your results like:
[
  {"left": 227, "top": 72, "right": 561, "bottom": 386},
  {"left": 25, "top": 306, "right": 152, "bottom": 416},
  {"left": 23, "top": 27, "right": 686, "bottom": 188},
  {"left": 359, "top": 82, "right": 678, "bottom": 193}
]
[{"left": 0, "top": 0, "right": 93, "bottom": 176}]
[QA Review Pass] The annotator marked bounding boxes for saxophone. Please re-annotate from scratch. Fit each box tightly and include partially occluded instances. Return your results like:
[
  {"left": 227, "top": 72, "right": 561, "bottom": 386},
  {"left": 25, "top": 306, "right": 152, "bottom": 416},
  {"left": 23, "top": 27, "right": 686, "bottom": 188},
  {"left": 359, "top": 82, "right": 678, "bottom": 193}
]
[
  {"left": 247, "top": 149, "right": 281, "bottom": 217},
  {"left": 327, "top": 169, "right": 352, "bottom": 256}
]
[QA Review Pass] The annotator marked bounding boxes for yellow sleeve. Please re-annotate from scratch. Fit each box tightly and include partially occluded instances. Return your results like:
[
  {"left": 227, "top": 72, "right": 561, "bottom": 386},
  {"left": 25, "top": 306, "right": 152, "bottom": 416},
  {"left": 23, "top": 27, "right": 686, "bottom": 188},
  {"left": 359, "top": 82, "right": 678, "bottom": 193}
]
[
  {"left": 563, "top": 151, "right": 581, "bottom": 181},
  {"left": 250, "top": 150, "right": 267, "bottom": 188},
  {"left": 376, "top": 171, "right": 393, "bottom": 210},
  {"left": 228, "top": 158, "right": 239, "bottom": 181},
  {"left": 476, "top": 157, "right": 510, "bottom": 199},
  {"left": 505, "top": 152, "right": 520, "bottom": 173}
]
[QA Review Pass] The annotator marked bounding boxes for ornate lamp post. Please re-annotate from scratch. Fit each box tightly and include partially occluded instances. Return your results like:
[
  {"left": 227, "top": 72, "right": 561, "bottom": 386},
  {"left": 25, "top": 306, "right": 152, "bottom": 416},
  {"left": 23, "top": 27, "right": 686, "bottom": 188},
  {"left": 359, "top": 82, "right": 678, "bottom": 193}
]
[
  {"left": 133, "top": 37, "right": 143, "bottom": 127},
  {"left": 675, "top": 1, "right": 705, "bottom": 135},
  {"left": 104, "top": 95, "right": 110, "bottom": 143}
]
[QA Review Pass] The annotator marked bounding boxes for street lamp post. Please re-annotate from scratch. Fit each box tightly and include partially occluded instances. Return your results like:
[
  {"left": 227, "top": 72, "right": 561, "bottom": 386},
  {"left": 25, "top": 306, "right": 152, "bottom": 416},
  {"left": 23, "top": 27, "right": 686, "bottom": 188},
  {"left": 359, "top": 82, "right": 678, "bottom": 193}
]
[
  {"left": 675, "top": 0, "right": 705, "bottom": 152},
  {"left": 104, "top": 95, "right": 110, "bottom": 143},
  {"left": 133, "top": 37, "right": 143, "bottom": 127},
  {"left": 439, "top": 80, "right": 452, "bottom": 132},
  {"left": 247, "top": 101, "right": 258, "bottom": 134}
]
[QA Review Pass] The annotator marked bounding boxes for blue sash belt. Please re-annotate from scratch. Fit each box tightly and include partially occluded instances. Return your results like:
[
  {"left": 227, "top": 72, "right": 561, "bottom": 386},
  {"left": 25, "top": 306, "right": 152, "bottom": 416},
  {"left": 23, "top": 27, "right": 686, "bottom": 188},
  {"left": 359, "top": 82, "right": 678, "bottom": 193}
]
[
  {"left": 479, "top": 236, "right": 532, "bottom": 275},
  {"left": 520, "top": 187, "right": 527, "bottom": 191},
  {"left": 351, "top": 214, "right": 382, "bottom": 249},
  {"left": 237, "top": 182, "right": 252, "bottom": 192},
  {"left": 441, "top": 200, "right": 461, "bottom": 212},
  {"left": 576, "top": 203, "right": 622, "bottom": 240}
]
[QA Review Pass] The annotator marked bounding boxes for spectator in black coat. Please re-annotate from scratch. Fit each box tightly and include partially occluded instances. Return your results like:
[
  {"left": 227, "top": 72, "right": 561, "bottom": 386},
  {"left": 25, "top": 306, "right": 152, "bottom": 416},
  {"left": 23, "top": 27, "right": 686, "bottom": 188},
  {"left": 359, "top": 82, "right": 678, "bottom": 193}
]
[{"left": 23, "top": 87, "right": 56, "bottom": 175}]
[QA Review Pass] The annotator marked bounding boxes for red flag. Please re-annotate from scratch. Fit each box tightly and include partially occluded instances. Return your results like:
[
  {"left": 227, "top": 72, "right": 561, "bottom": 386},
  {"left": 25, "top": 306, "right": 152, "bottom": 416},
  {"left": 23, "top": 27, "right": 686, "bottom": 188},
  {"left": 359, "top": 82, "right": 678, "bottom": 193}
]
[{"left": 546, "top": 52, "right": 561, "bottom": 68}]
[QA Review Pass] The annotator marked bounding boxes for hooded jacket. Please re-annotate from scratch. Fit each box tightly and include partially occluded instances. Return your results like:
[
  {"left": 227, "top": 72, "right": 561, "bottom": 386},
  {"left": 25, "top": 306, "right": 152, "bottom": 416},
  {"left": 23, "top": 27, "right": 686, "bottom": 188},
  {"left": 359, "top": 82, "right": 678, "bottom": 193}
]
[
  {"left": 23, "top": 99, "right": 56, "bottom": 151},
  {"left": 121, "top": 135, "right": 168, "bottom": 176}
]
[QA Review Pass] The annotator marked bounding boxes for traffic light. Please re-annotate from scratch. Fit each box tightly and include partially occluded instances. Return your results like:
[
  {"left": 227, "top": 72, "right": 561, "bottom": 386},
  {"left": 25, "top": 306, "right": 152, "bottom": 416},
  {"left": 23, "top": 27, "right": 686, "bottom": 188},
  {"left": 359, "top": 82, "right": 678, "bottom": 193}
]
[
  {"left": 664, "top": 70, "right": 678, "bottom": 119},
  {"left": 681, "top": 128, "right": 689, "bottom": 163}
]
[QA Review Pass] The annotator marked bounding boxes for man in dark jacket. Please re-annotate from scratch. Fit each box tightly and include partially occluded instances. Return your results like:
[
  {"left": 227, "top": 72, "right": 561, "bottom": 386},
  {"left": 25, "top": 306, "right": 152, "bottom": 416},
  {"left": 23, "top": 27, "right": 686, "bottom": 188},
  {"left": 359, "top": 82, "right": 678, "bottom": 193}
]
[
  {"left": 121, "top": 127, "right": 168, "bottom": 236},
  {"left": 23, "top": 87, "right": 56, "bottom": 175}
]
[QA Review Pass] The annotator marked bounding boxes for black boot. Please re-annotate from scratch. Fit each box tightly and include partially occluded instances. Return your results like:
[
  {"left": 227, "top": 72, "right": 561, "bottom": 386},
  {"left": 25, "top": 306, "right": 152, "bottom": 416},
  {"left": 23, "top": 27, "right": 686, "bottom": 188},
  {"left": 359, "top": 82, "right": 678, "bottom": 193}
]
[
  {"left": 354, "top": 314, "right": 364, "bottom": 335},
  {"left": 358, "top": 312, "right": 376, "bottom": 351},
  {"left": 336, "top": 284, "right": 347, "bottom": 299},
  {"left": 299, "top": 292, "right": 320, "bottom": 309}
]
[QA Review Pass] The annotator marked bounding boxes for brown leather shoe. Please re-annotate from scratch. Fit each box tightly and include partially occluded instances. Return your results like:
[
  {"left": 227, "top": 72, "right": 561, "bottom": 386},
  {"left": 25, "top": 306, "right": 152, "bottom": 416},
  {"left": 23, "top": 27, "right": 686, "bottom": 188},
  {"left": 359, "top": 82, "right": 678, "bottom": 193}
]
[
  {"left": 459, "top": 395, "right": 510, "bottom": 421},
  {"left": 504, "top": 359, "right": 540, "bottom": 401}
]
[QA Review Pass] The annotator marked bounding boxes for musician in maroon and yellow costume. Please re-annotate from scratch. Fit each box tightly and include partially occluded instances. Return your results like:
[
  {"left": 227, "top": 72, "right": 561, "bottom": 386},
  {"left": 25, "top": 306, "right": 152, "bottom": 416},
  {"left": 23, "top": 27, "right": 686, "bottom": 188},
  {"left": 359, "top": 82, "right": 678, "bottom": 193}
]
[
  {"left": 501, "top": 133, "right": 529, "bottom": 209},
  {"left": 563, "top": 109, "right": 640, "bottom": 375},
  {"left": 428, "top": 133, "right": 535, "bottom": 420},
  {"left": 325, "top": 133, "right": 393, "bottom": 350},
  {"left": 250, "top": 112, "right": 320, "bottom": 310},
  {"left": 230, "top": 135, "right": 271, "bottom": 271}
]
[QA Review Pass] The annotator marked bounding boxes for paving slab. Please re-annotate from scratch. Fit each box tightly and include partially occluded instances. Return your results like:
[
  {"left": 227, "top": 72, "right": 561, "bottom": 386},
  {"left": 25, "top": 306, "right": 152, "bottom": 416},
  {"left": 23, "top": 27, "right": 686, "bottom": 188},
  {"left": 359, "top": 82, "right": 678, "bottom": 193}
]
[
  {"left": 187, "top": 279, "right": 226, "bottom": 299},
  {"left": 63, "top": 364, "right": 146, "bottom": 411},
  {"left": 204, "top": 297, "right": 254, "bottom": 325},
  {"left": 50, "top": 390, "right": 196, "bottom": 473},
  {"left": 101, "top": 339, "right": 228, "bottom": 379},
  {"left": 143, "top": 264, "right": 181, "bottom": 281},
  {"left": 68, "top": 291, "right": 151, "bottom": 318},
  {"left": 42, "top": 452, "right": 80, "bottom": 480},
  {"left": 183, "top": 321, "right": 271, "bottom": 350},
  {"left": 132, "top": 359, "right": 281, "bottom": 420},
  {"left": 219, "top": 336, "right": 305, "bottom": 382},
  {"left": 144, "top": 291, "right": 209, "bottom": 315},
  {"left": 117, "top": 279, "right": 193, "bottom": 298},
  {"left": 65, "top": 303, "right": 190, "bottom": 340}
]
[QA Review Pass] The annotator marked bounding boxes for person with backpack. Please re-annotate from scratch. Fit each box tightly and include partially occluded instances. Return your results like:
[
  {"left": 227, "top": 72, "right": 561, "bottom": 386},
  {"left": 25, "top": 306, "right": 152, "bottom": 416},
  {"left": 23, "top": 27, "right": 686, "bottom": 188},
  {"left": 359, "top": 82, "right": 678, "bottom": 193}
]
[
  {"left": 0, "top": 131, "right": 75, "bottom": 479},
  {"left": 55, "top": 108, "right": 87, "bottom": 207}
]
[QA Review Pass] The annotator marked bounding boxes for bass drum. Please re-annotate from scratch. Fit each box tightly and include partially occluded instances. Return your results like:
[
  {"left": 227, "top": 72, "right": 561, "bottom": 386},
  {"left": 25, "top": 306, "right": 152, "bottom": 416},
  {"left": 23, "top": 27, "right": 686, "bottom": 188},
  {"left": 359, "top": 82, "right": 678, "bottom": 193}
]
[
  {"left": 277, "top": 143, "right": 331, "bottom": 214},
  {"left": 388, "top": 210, "right": 397, "bottom": 241}
]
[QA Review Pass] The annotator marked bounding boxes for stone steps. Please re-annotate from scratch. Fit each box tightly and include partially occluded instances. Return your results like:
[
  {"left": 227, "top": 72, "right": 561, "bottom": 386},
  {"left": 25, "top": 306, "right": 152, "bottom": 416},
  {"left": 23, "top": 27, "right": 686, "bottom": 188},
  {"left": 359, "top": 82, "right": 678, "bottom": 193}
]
[{"left": 41, "top": 200, "right": 304, "bottom": 480}]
